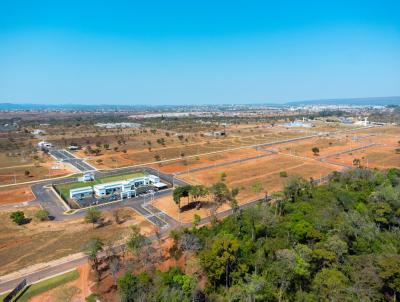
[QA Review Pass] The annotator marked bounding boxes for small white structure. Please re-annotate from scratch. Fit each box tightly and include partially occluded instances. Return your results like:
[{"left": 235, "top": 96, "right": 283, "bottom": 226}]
[
  {"left": 79, "top": 173, "right": 95, "bottom": 182},
  {"left": 32, "top": 129, "right": 46, "bottom": 135},
  {"left": 69, "top": 186, "right": 93, "bottom": 199},
  {"left": 354, "top": 117, "right": 369, "bottom": 126},
  {"left": 152, "top": 182, "right": 168, "bottom": 190},
  {"left": 38, "top": 141, "right": 53, "bottom": 150}
]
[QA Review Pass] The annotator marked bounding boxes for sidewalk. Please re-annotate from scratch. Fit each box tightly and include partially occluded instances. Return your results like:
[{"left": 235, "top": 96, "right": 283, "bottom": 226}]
[{"left": 0, "top": 252, "right": 87, "bottom": 295}]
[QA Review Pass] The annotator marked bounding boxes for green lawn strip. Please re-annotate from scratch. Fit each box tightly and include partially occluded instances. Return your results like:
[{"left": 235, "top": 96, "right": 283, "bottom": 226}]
[
  {"left": 0, "top": 269, "right": 79, "bottom": 302},
  {"left": 56, "top": 172, "right": 146, "bottom": 200},
  {"left": 98, "top": 172, "right": 145, "bottom": 183}
]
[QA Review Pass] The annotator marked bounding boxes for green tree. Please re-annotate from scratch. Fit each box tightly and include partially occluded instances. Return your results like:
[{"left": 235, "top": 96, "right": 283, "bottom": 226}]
[
  {"left": 189, "top": 184, "right": 208, "bottom": 208},
  {"left": 126, "top": 225, "right": 147, "bottom": 256},
  {"left": 192, "top": 214, "right": 201, "bottom": 228},
  {"left": 85, "top": 207, "right": 101, "bottom": 228},
  {"left": 118, "top": 272, "right": 138, "bottom": 302},
  {"left": 376, "top": 253, "right": 400, "bottom": 299},
  {"left": 84, "top": 237, "right": 104, "bottom": 282},
  {"left": 10, "top": 211, "right": 26, "bottom": 225},
  {"left": 210, "top": 182, "right": 230, "bottom": 205},
  {"left": 312, "top": 268, "right": 350, "bottom": 301},
  {"left": 201, "top": 234, "right": 240, "bottom": 288},
  {"left": 312, "top": 146, "right": 320, "bottom": 156},
  {"left": 173, "top": 185, "right": 191, "bottom": 211}
]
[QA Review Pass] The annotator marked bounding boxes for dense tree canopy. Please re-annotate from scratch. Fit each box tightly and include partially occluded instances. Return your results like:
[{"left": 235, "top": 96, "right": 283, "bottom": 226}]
[
  {"left": 193, "top": 168, "right": 400, "bottom": 301},
  {"left": 118, "top": 168, "right": 400, "bottom": 301}
]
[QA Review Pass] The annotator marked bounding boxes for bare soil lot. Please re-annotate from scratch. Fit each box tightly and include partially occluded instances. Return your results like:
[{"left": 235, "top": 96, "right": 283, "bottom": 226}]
[
  {"left": 268, "top": 135, "right": 368, "bottom": 158},
  {"left": 177, "top": 154, "right": 341, "bottom": 204},
  {"left": 154, "top": 154, "right": 341, "bottom": 224},
  {"left": 152, "top": 147, "right": 266, "bottom": 174},
  {"left": 0, "top": 162, "right": 71, "bottom": 185},
  {"left": 72, "top": 126, "right": 323, "bottom": 169},
  {"left": 0, "top": 206, "right": 153, "bottom": 276},
  {"left": 0, "top": 185, "right": 35, "bottom": 204},
  {"left": 329, "top": 145, "right": 400, "bottom": 169}
]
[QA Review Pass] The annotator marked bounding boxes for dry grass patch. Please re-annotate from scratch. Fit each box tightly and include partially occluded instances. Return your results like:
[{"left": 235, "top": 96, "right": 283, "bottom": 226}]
[
  {"left": 329, "top": 146, "right": 400, "bottom": 169},
  {"left": 178, "top": 154, "right": 340, "bottom": 204},
  {"left": 152, "top": 195, "right": 230, "bottom": 224},
  {"left": 0, "top": 206, "right": 153, "bottom": 276}
]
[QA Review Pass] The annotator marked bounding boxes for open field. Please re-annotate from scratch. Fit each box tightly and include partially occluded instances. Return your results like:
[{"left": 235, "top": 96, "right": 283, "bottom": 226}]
[
  {"left": 0, "top": 206, "right": 153, "bottom": 276},
  {"left": 153, "top": 154, "right": 341, "bottom": 223},
  {"left": 69, "top": 123, "right": 339, "bottom": 169},
  {"left": 175, "top": 153, "right": 341, "bottom": 207},
  {"left": 0, "top": 162, "right": 71, "bottom": 185},
  {"left": 269, "top": 134, "right": 370, "bottom": 158},
  {"left": 151, "top": 147, "right": 266, "bottom": 174},
  {"left": 55, "top": 171, "right": 145, "bottom": 200},
  {"left": 328, "top": 145, "right": 400, "bottom": 169}
]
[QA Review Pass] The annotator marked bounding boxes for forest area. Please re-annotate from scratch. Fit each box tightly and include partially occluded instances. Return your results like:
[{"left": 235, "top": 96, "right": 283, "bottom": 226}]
[{"left": 106, "top": 168, "right": 400, "bottom": 301}]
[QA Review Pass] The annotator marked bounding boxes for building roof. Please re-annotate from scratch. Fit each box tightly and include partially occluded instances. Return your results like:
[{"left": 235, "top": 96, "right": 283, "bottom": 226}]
[
  {"left": 153, "top": 182, "right": 167, "bottom": 188},
  {"left": 70, "top": 186, "right": 93, "bottom": 193}
]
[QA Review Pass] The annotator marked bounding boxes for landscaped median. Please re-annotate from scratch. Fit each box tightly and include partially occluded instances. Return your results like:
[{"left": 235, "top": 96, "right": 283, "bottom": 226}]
[{"left": 0, "top": 270, "right": 79, "bottom": 302}]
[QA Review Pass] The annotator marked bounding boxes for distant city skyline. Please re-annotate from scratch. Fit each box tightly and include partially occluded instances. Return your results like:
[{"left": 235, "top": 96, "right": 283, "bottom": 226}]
[{"left": 1, "top": 1, "right": 399, "bottom": 105}]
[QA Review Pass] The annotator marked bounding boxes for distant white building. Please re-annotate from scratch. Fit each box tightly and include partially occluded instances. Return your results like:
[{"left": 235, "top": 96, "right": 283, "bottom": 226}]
[
  {"left": 32, "top": 129, "right": 46, "bottom": 135},
  {"left": 38, "top": 141, "right": 53, "bottom": 150},
  {"left": 95, "top": 122, "right": 141, "bottom": 129},
  {"left": 354, "top": 117, "right": 369, "bottom": 126},
  {"left": 283, "top": 120, "right": 313, "bottom": 128}
]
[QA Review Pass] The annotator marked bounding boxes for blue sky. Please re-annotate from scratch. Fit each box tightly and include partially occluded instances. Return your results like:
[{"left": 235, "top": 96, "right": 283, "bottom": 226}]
[{"left": 0, "top": 1, "right": 399, "bottom": 105}]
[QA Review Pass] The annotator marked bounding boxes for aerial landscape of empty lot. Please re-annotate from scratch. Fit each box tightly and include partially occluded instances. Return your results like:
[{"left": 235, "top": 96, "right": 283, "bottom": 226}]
[
  {"left": 1, "top": 1, "right": 400, "bottom": 301},
  {"left": 1, "top": 99, "right": 400, "bottom": 302}
]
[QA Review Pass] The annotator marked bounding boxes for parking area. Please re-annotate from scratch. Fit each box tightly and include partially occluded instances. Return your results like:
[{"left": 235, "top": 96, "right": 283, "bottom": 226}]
[{"left": 50, "top": 149, "right": 96, "bottom": 172}]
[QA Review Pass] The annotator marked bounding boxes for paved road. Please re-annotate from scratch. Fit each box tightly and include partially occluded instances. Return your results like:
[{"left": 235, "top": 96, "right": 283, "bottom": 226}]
[
  {"left": 50, "top": 150, "right": 96, "bottom": 172},
  {"left": 0, "top": 194, "right": 263, "bottom": 294}
]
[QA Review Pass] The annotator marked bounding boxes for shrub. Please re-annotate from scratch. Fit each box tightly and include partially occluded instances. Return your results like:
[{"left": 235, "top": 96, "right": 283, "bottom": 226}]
[
  {"left": 280, "top": 171, "right": 288, "bottom": 177},
  {"left": 10, "top": 211, "right": 26, "bottom": 225},
  {"left": 35, "top": 209, "right": 49, "bottom": 221}
]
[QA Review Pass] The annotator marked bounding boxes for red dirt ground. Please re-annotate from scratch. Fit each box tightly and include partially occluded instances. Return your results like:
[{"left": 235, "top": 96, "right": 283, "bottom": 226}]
[{"left": 0, "top": 185, "right": 35, "bottom": 205}]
